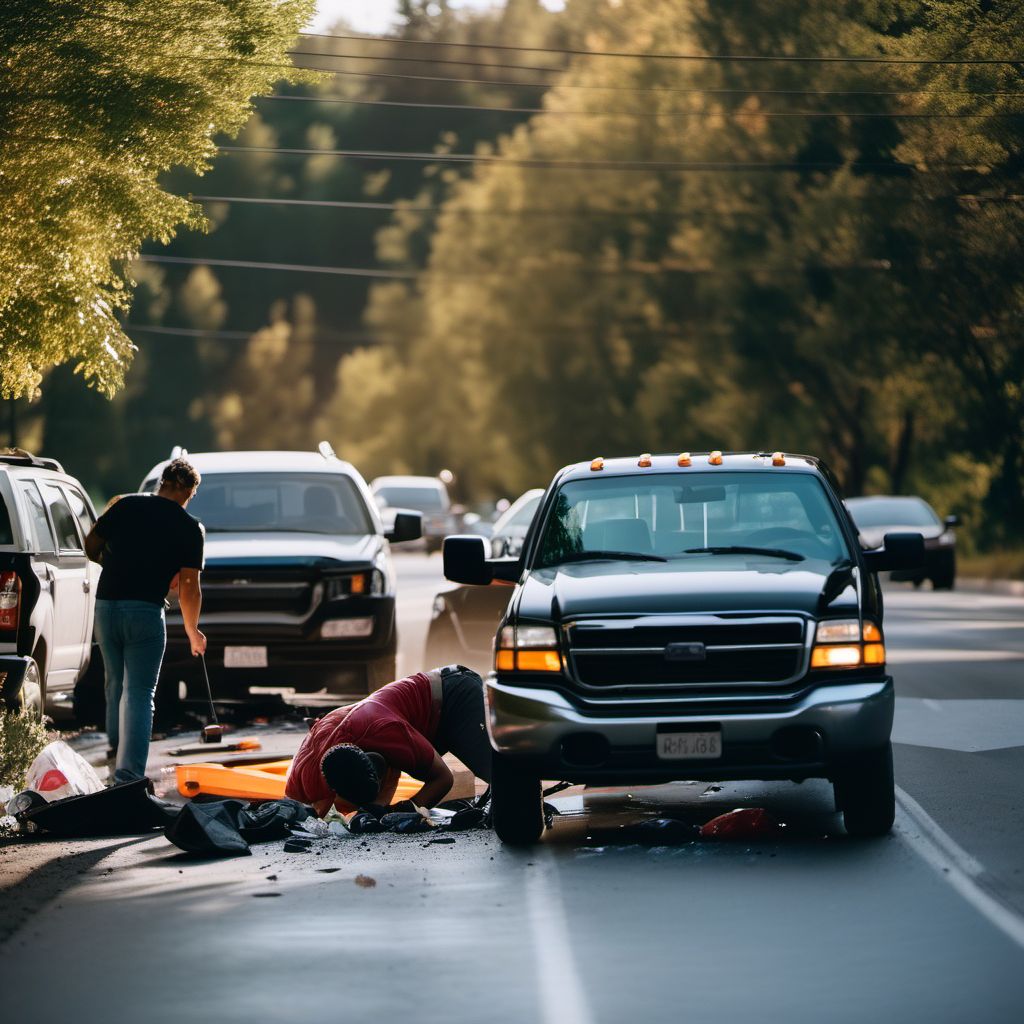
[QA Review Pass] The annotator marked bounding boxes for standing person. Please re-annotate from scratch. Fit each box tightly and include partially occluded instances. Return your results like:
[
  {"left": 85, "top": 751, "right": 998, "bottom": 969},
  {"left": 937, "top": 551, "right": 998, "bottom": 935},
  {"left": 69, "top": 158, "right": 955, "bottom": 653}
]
[
  {"left": 285, "top": 666, "right": 492, "bottom": 816},
  {"left": 84, "top": 459, "right": 206, "bottom": 783}
]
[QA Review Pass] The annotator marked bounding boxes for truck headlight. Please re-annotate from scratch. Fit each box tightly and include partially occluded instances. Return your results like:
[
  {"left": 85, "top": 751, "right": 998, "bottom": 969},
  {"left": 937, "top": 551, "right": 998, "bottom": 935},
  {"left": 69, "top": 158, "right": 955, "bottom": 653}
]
[
  {"left": 811, "top": 619, "right": 885, "bottom": 669},
  {"left": 324, "top": 570, "right": 385, "bottom": 600},
  {"left": 495, "top": 624, "right": 561, "bottom": 672}
]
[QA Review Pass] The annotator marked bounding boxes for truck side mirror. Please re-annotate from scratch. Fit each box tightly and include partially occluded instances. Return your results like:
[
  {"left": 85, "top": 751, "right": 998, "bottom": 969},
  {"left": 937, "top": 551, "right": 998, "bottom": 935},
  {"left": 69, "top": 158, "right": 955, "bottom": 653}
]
[
  {"left": 864, "top": 532, "right": 926, "bottom": 573},
  {"left": 944, "top": 514, "right": 960, "bottom": 528},
  {"left": 444, "top": 535, "right": 493, "bottom": 585},
  {"left": 386, "top": 510, "right": 422, "bottom": 543}
]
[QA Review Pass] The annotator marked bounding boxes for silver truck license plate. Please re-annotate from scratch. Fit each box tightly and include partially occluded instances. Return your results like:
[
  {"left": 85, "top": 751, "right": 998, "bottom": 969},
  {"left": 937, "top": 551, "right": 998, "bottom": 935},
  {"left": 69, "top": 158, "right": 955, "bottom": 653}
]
[{"left": 656, "top": 730, "right": 721, "bottom": 760}]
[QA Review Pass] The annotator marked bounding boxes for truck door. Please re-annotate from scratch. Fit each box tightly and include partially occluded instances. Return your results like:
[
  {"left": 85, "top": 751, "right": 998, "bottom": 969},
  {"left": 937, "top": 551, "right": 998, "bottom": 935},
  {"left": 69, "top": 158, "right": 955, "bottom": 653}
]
[
  {"left": 39, "top": 481, "right": 91, "bottom": 693},
  {"left": 60, "top": 482, "right": 100, "bottom": 672}
]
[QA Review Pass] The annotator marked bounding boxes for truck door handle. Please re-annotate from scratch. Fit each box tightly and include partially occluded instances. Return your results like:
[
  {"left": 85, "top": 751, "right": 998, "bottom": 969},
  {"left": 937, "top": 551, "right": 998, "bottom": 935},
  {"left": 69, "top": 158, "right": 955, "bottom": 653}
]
[{"left": 82, "top": 579, "right": 91, "bottom": 593}]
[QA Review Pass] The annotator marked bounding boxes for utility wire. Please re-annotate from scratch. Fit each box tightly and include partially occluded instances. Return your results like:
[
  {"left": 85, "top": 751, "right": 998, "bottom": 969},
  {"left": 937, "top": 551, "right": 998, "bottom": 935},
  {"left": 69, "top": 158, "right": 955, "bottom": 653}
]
[
  {"left": 260, "top": 94, "right": 1024, "bottom": 118},
  {"left": 190, "top": 194, "right": 1024, "bottom": 214},
  {"left": 215, "top": 145, "right": 944, "bottom": 173},
  {"left": 260, "top": 62, "right": 1024, "bottom": 97},
  {"left": 298, "top": 30, "right": 1024, "bottom": 66},
  {"left": 135, "top": 254, "right": 895, "bottom": 278},
  {"left": 290, "top": 47, "right": 565, "bottom": 76}
]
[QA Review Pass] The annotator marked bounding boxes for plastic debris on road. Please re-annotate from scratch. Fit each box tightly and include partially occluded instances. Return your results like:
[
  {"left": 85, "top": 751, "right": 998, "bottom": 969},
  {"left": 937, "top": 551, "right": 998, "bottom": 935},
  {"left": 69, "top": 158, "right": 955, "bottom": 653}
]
[
  {"left": 699, "top": 807, "right": 784, "bottom": 840},
  {"left": 26, "top": 741, "right": 103, "bottom": 803}
]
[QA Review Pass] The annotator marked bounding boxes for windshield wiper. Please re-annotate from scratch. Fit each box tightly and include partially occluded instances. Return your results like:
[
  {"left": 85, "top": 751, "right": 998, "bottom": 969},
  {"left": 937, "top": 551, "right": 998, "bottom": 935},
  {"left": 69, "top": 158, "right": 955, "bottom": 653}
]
[
  {"left": 553, "top": 550, "right": 668, "bottom": 565},
  {"left": 681, "top": 546, "right": 805, "bottom": 562}
]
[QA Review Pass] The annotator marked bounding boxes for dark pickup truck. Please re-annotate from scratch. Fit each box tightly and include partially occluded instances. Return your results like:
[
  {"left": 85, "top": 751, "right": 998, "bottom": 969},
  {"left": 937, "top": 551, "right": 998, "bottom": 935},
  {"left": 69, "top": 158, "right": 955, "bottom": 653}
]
[
  {"left": 140, "top": 447, "right": 420, "bottom": 702},
  {"left": 444, "top": 451, "right": 924, "bottom": 845}
]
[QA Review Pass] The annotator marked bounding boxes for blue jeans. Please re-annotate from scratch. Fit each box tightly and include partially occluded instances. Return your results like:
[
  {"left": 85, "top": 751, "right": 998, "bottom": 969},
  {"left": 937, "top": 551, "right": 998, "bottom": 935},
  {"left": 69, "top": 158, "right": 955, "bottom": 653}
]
[{"left": 95, "top": 600, "right": 166, "bottom": 783}]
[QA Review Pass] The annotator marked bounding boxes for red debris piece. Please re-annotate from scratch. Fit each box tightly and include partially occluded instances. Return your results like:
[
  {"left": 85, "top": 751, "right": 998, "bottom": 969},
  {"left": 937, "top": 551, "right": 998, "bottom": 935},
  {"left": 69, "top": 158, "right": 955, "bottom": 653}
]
[{"left": 699, "top": 807, "right": 783, "bottom": 840}]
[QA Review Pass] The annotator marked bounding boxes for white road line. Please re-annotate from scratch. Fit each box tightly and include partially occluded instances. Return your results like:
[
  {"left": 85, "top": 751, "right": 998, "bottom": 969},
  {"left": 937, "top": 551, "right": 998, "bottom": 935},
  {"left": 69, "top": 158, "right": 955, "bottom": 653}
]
[
  {"left": 895, "top": 785, "right": 1024, "bottom": 950},
  {"left": 525, "top": 847, "right": 595, "bottom": 1024}
]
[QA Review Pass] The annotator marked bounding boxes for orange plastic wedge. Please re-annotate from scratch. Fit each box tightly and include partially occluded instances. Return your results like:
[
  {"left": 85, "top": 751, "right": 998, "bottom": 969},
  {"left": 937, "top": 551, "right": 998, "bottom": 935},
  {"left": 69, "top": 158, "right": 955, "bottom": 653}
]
[{"left": 176, "top": 759, "right": 424, "bottom": 804}]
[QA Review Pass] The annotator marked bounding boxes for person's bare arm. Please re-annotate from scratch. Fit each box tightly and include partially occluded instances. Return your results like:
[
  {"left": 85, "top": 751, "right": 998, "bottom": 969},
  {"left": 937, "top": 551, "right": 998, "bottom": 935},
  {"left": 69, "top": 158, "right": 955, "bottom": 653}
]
[
  {"left": 409, "top": 752, "right": 454, "bottom": 809},
  {"left": 84, "top": 527, "right": 104, "bottom": 564},
  {"left": 176, "top": 567, "right": 207, "bottom": 656}
]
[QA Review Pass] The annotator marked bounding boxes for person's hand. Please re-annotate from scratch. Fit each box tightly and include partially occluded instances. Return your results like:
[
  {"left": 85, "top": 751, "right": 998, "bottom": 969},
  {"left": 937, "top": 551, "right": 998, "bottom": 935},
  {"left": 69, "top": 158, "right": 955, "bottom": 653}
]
[{"left": 187, "top": 628, "right": 207, "bottom": 657}]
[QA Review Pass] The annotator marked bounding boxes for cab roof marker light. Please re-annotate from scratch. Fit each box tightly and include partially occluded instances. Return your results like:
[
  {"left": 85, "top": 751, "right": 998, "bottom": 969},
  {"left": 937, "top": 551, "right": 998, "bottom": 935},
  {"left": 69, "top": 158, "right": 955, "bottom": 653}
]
[
  {"left": 677, "top": 452, "right": 692, "bottom": 467},
  {"left": 590, "top": 457, "right": 604, "bottom": 471},
  {"left": 772, "top": 452, "right": 786, "bottom": 466},
  {"left": 708, "top": 450, "right": 723, "bottom": 466},
  {"left": 638, "top": 453, "right": 652, "bottom": 468}
]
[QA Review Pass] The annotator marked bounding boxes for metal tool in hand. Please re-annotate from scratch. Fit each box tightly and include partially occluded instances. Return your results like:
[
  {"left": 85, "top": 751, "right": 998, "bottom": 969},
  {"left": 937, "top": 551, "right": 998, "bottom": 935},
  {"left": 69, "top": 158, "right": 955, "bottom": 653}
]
[{"left": 198, "top": 652, "right": 225, "bottom": 744}]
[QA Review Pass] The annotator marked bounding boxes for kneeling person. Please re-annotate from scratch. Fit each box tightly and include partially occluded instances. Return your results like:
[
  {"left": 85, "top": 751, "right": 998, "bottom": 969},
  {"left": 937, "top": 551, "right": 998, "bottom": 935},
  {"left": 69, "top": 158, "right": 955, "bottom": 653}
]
[{"left": 285, "top": 666, "right": 491, "bottom": 816}]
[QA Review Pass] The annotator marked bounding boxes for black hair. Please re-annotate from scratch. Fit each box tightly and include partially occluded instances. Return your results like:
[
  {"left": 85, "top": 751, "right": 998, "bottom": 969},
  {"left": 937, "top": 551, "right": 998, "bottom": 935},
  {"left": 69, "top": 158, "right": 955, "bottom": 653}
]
[
  {"left": 161, "top": 458, "right": 200, "bottom": 493},
  {"left": 321, "top": 743, "right": 381, "bottom": 806}
]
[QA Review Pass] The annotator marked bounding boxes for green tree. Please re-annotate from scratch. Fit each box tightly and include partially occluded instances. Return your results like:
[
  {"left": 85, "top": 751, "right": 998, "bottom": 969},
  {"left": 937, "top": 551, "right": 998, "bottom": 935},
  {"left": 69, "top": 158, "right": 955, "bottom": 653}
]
[{"left": 0, "top": 0, "right": 316, "bottom": 398}]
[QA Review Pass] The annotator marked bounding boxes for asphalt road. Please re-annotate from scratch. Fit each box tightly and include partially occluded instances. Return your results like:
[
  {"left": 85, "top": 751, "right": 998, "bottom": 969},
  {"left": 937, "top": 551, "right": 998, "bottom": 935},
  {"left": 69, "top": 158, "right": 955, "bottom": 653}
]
[{"left": 1, "top": 556, "right": 1022, "bottom": 1022}]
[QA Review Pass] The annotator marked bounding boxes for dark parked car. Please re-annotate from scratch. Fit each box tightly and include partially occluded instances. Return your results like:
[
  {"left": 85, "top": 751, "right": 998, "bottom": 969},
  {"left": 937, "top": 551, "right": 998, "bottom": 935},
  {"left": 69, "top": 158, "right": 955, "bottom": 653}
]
[
  {"left": 444, "top": 451, "right": 924, "bottom": 845},
  {"left": 425, "top": 489, "right": 543, "bottom": 674},
  {"left": 0, "top": 449, "right": 100, "bottom": 719},
  {"left": 847, "top": 495, "right": 957, "bottom": 590},
  {"left": 139, "top": 446, "right": 421, "bottom": 702},
  {"left": 371, "top": 475, "right": 455, "bottom": 554}
]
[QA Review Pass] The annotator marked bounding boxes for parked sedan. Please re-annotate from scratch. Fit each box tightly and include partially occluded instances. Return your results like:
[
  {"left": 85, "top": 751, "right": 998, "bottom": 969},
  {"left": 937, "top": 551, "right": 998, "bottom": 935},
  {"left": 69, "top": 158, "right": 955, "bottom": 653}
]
[{"left": 847, "top": 495, "right": 957, "bottom": 589}]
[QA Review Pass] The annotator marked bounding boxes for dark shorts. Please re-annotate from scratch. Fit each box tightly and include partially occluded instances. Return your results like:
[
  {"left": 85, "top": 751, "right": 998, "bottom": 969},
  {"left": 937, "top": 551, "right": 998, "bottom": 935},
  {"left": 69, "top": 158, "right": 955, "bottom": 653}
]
[{"left": 435, "top": 666, "right": 492, "bottom": 783}]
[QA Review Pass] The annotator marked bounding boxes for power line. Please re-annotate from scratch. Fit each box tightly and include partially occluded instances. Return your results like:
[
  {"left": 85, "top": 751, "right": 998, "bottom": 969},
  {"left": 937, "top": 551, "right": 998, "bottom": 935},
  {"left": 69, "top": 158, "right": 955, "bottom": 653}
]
[
  {"left": 190, "top": 193, "right": 1024, "bottom": 215},
  {"left": 135, "top": 253, "right": 895, "bottom": 278},
  {"left": 290, "top": 47, "right": 564, "bottom": 77},
  {"left": 217, "top": 145, "right": 933, "bottom": 173},
  {"left": 299, "top": 30, "right": 1024, "bottom": 66},
  {"left": 272, "top": 62, "right": 1024, "bottom": 98},
  {"left": 260, "top": 94, "right": 1024, "bottom": 119}
]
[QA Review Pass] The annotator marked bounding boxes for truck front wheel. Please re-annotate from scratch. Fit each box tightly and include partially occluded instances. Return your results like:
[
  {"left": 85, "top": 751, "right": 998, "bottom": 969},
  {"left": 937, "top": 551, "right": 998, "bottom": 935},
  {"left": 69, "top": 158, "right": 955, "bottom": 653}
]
[
  {"left": 834, "top": 742, "right": 895, "bottom": 838},
  {"left": 491, "top": 753, "right": 544, "bottom": 846}
]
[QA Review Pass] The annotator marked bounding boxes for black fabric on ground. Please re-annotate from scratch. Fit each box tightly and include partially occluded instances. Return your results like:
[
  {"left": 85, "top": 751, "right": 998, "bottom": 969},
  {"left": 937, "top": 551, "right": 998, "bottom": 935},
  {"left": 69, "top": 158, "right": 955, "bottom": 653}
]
[
  {"left": 165, "top": 798, "right": 312, "bottom": 857},
  {"left": 436, "top": 667, "right": 492, "bottom": 783},
  {"left": 443, "top": 807, "right": 486, "bottom": 831},
  {"left": 22, "top": 779, "right": 177, "bottom": 837},
  {"left": 380, "top": 811, "right": 432, "bottom": 833},
  {"left": 348, "top": 811, "right": 383, "bottom": 834}
]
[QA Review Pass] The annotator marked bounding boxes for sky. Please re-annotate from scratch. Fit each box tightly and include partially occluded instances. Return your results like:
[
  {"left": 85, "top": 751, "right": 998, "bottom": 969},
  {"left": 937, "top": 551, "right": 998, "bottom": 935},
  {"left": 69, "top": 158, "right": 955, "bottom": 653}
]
[{"left": 308, "top": 1, "right": 565, "bottom": 34}]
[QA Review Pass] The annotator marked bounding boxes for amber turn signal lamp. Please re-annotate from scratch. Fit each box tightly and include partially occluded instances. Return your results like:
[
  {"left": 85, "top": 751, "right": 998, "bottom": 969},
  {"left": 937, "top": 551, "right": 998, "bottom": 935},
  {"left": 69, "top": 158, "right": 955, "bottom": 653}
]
[
  {"left": 863, "top": 621, "right": 883, "bottom": 642},
  {"left": 772, "top": 452, "right": 786, "bottom": 466},
  {"left": 349, "top": 573, "right": 367, "bottom": 595},
  {"left": 495, "top": 650, "right": 515, "bottom": 671},
  {"left": 677, "top": 452, "right": 692, "bottom": 467},
  {"left": 516, "top": 650, "right": 562, "bottom": 673},
  {"left": 638, "top": 453, "right": 652, "bottom": 468},
  {"left": 708, "top": 450, "right": 723, "bottom": 466},
  {"left": 590, "top": 457, "right": 604, "bottom": 471},
  {"left": 863, "top": 642, "right": 886, "bottom": 665}
]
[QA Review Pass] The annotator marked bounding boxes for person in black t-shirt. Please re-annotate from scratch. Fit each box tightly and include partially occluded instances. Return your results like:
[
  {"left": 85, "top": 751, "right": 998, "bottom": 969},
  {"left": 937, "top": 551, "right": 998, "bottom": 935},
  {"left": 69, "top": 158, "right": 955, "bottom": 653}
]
[{"left": 85, "top": 459, "right": 206, "bottom": 783}]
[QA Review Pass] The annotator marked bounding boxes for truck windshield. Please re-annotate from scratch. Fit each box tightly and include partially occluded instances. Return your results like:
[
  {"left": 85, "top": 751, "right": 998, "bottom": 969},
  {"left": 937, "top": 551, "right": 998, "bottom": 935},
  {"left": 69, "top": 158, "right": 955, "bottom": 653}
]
[
  {"left": 186, "top": 473, "right": 372, "bottom": 535},
  {"left": 536, "top": 472, "right": 849, "bottom": 567}
]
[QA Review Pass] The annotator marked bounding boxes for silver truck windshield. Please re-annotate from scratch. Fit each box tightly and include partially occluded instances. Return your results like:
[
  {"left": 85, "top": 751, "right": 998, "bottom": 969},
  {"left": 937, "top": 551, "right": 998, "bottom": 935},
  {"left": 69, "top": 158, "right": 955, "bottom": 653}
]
[{"left": 537, "top": 472, "right": 849, "bottom": 567}]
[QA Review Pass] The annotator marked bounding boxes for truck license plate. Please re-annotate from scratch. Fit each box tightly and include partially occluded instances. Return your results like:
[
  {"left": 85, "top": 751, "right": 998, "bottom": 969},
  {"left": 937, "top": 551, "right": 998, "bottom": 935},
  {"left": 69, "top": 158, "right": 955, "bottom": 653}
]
[
  {"left": 656, "top": 730, "right": 722, "bottom": 760},
  {"left": 224, "top": 646, "right": 267, "bottom": 669}
]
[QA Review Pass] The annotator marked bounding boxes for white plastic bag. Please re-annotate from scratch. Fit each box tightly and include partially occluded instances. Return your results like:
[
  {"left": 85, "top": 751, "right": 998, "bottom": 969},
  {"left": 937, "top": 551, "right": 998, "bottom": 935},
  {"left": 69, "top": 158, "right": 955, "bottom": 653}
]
[{"left": 25, "top": 740, "right": 104, "bottom": 803}]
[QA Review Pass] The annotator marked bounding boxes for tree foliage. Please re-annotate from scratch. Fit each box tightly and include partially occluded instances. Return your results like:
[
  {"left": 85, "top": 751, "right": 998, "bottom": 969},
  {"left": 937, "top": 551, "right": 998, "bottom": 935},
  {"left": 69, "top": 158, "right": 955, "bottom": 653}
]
[{"left": 0, "top": 0, "right": 316, "bottom": 397}]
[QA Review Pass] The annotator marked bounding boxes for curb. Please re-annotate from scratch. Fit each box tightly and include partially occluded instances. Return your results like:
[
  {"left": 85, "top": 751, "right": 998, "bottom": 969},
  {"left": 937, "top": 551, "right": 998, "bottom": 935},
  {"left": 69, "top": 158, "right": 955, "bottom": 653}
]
[{"left": 956, "top": 577, "right": 1024, "bottom": 597}]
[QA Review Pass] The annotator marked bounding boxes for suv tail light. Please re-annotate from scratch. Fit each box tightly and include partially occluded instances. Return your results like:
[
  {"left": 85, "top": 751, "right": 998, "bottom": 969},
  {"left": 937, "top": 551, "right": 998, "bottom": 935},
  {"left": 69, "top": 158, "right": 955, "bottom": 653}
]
[{"left": 0, "top": 571, "right": 21, "bottom": 632}]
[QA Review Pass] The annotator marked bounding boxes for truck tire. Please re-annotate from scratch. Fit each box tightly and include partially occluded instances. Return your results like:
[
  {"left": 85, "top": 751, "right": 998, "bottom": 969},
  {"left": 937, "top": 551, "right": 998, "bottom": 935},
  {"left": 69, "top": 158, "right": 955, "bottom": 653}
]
[
  {"left": 14, "top": 659, "right": 44, "bottom": 721},
  {"left": 835, "top": 742, "right": 895, "bottom": 838},
  {"left": 931, "top": 552, "right": 956, "bottom": 591},
  {"left": 491, "top": 753, "right": 544, "bottom": 846}
]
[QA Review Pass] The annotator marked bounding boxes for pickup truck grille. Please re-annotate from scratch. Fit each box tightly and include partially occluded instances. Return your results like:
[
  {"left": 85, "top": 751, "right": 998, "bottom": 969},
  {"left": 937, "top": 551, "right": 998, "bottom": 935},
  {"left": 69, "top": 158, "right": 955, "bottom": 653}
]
[
  {"left": 565, "top": 616, "right": 807, "bottom": 691},
  {"left": 199, "top": 569, "right": 316, "bottom": 616}
]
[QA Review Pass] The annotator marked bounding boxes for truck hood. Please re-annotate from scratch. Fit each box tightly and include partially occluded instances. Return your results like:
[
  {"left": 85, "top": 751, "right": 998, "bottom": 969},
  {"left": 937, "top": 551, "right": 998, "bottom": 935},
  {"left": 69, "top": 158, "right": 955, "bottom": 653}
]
[
  {"left": 516, "top": 556, "right": 858, "bottom": 621},
  {"left": 203, "top": 532, "right": 381, "bottom": 569}
]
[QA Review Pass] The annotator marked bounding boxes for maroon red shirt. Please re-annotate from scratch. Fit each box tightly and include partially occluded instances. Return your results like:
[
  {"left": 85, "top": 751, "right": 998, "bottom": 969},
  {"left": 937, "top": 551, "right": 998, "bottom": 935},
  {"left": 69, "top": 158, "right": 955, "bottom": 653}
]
[{"left": 285, "top": 672, "right": 440, "bottom": 813}]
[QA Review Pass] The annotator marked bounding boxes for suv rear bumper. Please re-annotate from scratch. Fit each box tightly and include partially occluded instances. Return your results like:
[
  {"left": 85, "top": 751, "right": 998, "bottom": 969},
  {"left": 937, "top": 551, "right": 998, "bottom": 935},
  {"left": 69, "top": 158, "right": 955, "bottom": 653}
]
[{"left": 484, "top": 675, "right": 893, "bottom": 783}]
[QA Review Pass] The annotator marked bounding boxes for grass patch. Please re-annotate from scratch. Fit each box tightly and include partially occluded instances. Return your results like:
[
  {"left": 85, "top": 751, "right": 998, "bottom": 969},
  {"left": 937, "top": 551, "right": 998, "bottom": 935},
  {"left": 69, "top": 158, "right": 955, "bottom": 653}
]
[
  {"left": 0, "top": 710, "right": 50, "bottom": 791},
  {"left": 959, "top": 549, "right": 1024, "bottom": 582}
]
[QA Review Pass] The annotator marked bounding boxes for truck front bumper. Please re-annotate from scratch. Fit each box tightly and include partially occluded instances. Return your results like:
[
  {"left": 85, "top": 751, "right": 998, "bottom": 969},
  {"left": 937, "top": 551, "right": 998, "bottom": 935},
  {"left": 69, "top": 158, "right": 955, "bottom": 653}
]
[{"left": 485, "top": 675, "right": 894, "bottom": 783}]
